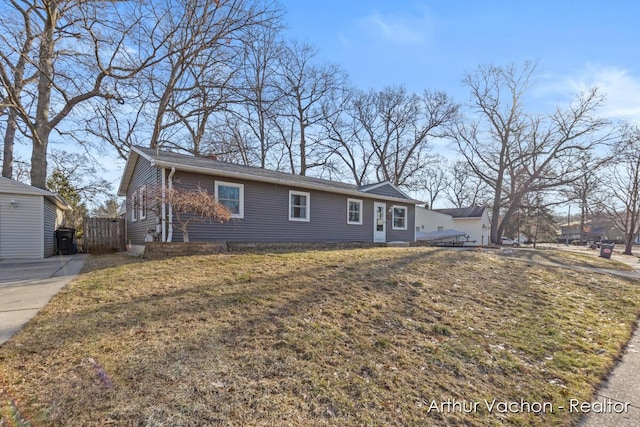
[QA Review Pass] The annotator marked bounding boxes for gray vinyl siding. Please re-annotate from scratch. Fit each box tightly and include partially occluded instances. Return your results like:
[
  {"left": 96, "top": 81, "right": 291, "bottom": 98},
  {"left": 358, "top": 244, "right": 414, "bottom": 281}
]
[
  {"left": 126, "top": 156, "right": 160, "bottom": 245},
  {"left": 0, "top": 194, "right": 43, "bottom": 259},
  {"left": 43, "top": 200, "right": 57, "bottom": 257},
  {"left": 386, "top": 203, "right": 415, "bottom": 242},
  {"left": 167, "top": 171, "right": 416, "bottom": 243},
  {"left": 363, "top": 184, "right": 407, "bottom": 199}
]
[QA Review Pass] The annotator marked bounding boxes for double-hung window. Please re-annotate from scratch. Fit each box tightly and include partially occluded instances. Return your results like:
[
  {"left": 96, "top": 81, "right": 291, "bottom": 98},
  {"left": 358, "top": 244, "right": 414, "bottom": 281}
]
[
  {"left": 139, "top": 186, "right": 147, "bottom": 220},
  {"left": 131, "top": 192, "right": 138, "bottom": 222},
  {"left": 289, "top": 190, "right": 310, "bottom": 221},
  {"left": 215, "top": 181, "right": 244, "bottom": 218},
  {"left": 392, "top": 206, "right": 407, "bottom": 230},
  {"left": 347, "top": 198, "right": 363, "bottom": 225}
]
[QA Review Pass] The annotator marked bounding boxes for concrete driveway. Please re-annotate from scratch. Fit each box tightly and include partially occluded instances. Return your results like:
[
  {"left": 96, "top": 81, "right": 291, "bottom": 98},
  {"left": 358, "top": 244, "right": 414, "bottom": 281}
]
[{"left": 0, "top": 254, "right": 88, "bottom": 346}]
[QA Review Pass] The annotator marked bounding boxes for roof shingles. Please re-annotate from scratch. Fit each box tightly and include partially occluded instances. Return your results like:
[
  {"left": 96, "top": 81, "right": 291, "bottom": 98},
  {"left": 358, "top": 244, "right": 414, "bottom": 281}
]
[
  {"left": 125, "top": 146, "right": 420, "bottom": 204},
  {"left": 433, "top": 206, "right": 486, "bottom": 218}
]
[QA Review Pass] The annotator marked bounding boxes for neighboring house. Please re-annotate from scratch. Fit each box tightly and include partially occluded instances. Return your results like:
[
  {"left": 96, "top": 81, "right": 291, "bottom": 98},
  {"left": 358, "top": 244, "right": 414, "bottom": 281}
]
[
  {"left": 0, "top": 177, "right": 71, "bottom": 259},
  {"left": 415, "top": 206, "right": 491, "bottom": 246},
  {"left": 117, "top": 146, "right": 421, "bottom": 255},
  {"left": 558, "top": 218, "right": 627, "bottom": 244}
]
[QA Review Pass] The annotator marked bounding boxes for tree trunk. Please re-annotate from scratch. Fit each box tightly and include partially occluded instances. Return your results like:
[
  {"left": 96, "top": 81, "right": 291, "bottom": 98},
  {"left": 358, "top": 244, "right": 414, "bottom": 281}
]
[
  {"left": 30, "top": 134, "right": 50, "bottom": 189},
  {"left": 30, "top": 2, "right": 57, "bottom": 189},
  {"left": 490, "top": 205, "right": 500, "bottom": 244},
  {"left": 2, "top": 3, "right": 32, "bottom": 180},
  {"left": 624, "top": 212, "right": 637, "bottom": 255},
  {"left": 533, "top": 212, "right": 540, "bottom": 248},
  {"left": 299, "top": 116, "right": 306, "bottom": 176},
  {"left": 579, "top": 202, "right": 586, "bottom": 244},
  {"left": 1, "top": 110, "right": 18, "bottom": 178}
]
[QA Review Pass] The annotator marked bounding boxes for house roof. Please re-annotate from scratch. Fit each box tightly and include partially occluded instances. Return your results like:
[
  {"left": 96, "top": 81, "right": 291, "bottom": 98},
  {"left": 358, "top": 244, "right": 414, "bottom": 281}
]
[
  {"left": 0, "top": 176, "right": 71, "bottom": 210},
  {"left": 433, "top": 206, "right": 486, "bottom": 219},
  {"left": 118, "top": 146, "right": 422, "bottom": 205},
  {"left": 358, "top": 181, "right": 412, "bottom": 199}
]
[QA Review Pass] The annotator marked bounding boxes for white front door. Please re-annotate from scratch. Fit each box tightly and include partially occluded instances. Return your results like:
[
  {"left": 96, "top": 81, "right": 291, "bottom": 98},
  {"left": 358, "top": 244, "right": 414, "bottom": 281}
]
[{"left": 373, "top": 202, "right": 386, "bottom": 242}]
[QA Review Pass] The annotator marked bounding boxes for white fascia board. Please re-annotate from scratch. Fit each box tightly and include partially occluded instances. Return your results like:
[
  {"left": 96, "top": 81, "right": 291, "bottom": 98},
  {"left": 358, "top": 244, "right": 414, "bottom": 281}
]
[
  {"left": 117, "top": 147, "right": 152, "bottom": 196},
  {"left": 45, "top": 194, "right": 72, "bottom": 211},
  {"left": 117, "top": 155, "right": 136, "bottom": 196}
]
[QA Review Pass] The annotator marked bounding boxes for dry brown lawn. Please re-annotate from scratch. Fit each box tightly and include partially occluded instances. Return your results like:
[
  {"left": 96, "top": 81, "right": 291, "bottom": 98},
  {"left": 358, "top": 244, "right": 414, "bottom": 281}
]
[{"left": 1, "top": 247, "right": 639, "bottom": 426}]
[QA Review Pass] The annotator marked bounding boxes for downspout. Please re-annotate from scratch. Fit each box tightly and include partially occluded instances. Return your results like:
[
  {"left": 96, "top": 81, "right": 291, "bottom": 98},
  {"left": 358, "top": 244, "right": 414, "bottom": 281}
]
[
  {"left": 415, "top": 204, "right": 421, "bottom": 243},
  {"left": 161, "top": 168, "right": 166, "bottom": 242},
  {"left": 167, "top": 167, "right": 176, "bottom": 243}
]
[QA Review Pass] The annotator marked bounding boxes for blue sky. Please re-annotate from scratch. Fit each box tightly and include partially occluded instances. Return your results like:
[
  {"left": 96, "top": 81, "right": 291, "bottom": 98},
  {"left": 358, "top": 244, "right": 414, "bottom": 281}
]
[{"left": 279, "top": 0, "right": 640, "bottom": 120}]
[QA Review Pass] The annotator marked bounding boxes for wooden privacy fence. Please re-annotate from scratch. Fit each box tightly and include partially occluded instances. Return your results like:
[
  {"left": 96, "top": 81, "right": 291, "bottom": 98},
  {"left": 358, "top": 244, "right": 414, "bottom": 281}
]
[{"left": 84, "top": 217, "right": 126, "bottom": 254}]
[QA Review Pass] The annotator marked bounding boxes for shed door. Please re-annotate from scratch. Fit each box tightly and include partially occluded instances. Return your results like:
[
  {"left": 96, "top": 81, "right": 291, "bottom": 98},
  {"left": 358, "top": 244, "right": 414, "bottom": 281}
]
[{"left": 373, "top": 202, "right": 386, "bottom": 243}]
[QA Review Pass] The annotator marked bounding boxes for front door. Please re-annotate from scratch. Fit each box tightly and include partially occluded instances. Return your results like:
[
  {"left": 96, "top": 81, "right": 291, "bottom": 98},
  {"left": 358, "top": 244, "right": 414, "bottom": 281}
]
[{"left": 373, "top": 202, "right": 386, "bottom": 242}]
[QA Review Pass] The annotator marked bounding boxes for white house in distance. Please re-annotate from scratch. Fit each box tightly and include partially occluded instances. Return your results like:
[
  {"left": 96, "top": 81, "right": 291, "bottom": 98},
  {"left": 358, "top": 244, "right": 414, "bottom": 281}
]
[
  {"left": 0, "top": 177, "right": 70, "bottom": 259},
  {"left": 415, "top": 206, "right": 491, "bottom": 246}
]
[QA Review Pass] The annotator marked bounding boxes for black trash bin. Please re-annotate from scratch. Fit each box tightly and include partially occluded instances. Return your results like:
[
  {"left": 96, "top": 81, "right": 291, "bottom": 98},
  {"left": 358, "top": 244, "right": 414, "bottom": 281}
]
[
  {"left": 56, "top": 228, "right": 75, "bottom": 255},
  {"left": 599, "top": 243, "right": 614, "bottom": 259}
]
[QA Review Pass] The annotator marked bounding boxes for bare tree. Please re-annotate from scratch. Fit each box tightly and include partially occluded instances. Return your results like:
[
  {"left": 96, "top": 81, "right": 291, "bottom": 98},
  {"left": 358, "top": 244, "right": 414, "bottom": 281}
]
[
  {"left": 162, "top": 187, "right": 231, "bottom": 242},
  {"left": 323, "top": 86, "right": 457, "bottom": 188},
  {"left": 145, "top": 0, "right": 281, "bottom": 156},
  {"left": 409, "top": 155, "right": 449, "bottom": 208},
  {"left": 445, "top": 160, "right": 490, "bottom": 208},
  {"left": 83, "top": 0, "right": 281, "bottom": 161},
  {"left": 203, "top": 115, "right": 257, "bottom": 164},
  {"left": 561, "top": 154, "right": 603, "bottom": 244},
  {"left": 596, "top": 127, "right": 640, "bottom": 254},
  {"left": 0, "top": 0, "right": 166, "bottom": 188},
  {"left": 0, "top": 0, "right": 37, "bottom": 179},
  {"left": 90, "top": 196, "right": 120, "bottom": 219},
  {"left": 451, "top": 62, "right": 612, "bottom": 244},
  {"left": 508, "top": 191, "right": 557, "bottom": 246},
  {"left": 47, "top": 149, "right": 113, "bottom": 205},
  {"left": 84, "top": 84, "right": 147, "bottom": 160},
  {"left": 320, "top": 88, "right": 376, "bottom": 185},
  {"left": 272, "top": 40, "right": 349, "bottom": 175},
  {"left": 221, "top": 23, "right": 285, "bottom": 168}
]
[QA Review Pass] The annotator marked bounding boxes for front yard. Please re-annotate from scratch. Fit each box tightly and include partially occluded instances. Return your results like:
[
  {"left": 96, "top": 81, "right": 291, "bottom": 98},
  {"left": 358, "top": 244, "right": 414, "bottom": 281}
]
[{"left": 1, "top": 247, "right": 639, "bottom": 426}]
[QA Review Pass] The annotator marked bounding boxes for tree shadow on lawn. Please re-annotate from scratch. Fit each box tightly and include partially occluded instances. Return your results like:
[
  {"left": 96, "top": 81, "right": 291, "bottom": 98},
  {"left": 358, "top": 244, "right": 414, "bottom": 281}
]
[
  {"left": 3, "top": 249, "right": 454, "bottom": 422},
  {"left": 498, "top": 248, "right": 637, "bottom": 275},
  {"left": 3, "top": 247, "right": 636, "bottom": 425},
  {"left": 22, "top": 248, "right": 447, "bottom": 347}
]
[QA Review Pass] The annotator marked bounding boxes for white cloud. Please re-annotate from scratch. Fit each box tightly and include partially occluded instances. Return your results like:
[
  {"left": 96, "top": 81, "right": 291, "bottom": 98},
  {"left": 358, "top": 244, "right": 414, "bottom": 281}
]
[
  {"left": 536, "top": 65, "right": 640, "bottom": 124},
  {"left": 356, "top": 9, "right": 433, "bottom": 46}
]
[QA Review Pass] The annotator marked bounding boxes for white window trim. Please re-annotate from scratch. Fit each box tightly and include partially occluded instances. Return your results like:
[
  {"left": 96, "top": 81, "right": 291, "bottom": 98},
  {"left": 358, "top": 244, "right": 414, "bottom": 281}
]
[
  {"left": 139, "top": 186, "right": 147, "bottom": 220},
  {"left": 347, "top": 198, "right": 363, "bottom": 225},
  {"left": 215, "top": 180, "right": 244, "bottom": 219},
  {"left": 392, "top": 205, "right": 408, "bottom": 230},
  {"left": 289, "top": 190, "right": 310, "bottom": 222},
  {"left": 131, "top": 191, "right": 138, "bottom": 222}
]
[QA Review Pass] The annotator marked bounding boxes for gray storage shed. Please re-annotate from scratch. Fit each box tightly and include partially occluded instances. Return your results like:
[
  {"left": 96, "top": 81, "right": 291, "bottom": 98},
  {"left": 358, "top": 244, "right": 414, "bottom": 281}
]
[{"left": 0, "top": 177, "right": 71, "bottom": 259}]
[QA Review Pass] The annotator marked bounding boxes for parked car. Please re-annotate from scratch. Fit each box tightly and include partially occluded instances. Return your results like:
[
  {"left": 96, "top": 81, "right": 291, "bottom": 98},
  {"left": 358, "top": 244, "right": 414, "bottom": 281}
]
[{"left": 500, "top": 237, "right": 520, "bottom": 246}]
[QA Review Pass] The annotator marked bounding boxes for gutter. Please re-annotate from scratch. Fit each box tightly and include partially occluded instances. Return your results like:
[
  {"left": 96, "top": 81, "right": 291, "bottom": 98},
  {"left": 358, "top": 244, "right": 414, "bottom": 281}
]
[
  {"left": 167, "top": 167, "right": 175, "bottom": 243},
  {"left": 161, "top": 168, "right": 166, "bottom": 242}
]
